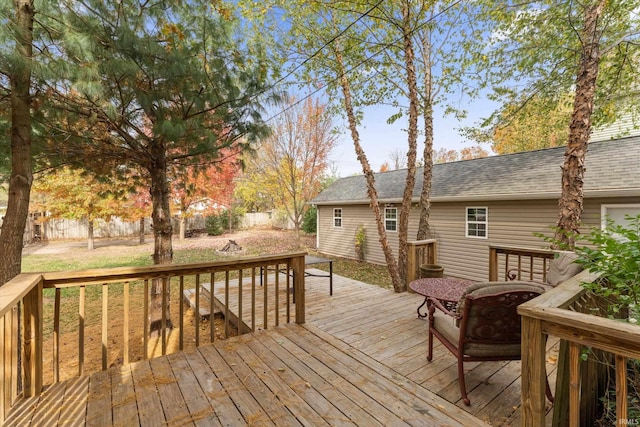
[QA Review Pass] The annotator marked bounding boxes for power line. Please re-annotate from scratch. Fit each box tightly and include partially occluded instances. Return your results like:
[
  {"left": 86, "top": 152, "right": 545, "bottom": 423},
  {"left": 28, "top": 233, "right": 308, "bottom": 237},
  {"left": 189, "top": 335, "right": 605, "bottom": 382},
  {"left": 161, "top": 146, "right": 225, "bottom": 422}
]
[
  {"left": 263, "top": 1, "right": 463, "bottom": 124},
  {"left": 262, "top": 0, "right": 386, "bottom": 101}
]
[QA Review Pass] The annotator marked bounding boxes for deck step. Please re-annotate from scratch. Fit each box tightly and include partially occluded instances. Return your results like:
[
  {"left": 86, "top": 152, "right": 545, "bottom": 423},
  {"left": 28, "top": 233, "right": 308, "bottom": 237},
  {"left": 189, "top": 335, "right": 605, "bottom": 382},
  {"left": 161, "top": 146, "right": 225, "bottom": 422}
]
[
  {"left": 182, "top": 288, "right": 217, "bottom": 319},
  {"left": 184, "top": 283, "right": 253, "bottom": 334}
]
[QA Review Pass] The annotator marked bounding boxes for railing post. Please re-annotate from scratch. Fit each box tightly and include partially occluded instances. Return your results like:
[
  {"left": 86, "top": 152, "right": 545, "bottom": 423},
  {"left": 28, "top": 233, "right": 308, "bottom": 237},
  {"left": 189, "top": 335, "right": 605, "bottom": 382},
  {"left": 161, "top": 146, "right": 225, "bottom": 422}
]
[
  {"left": 407, "top": 242, "right": 417, "bottom": 291},
  {"left": 407, "top": 240, "right": 438, "bottom": 292},
  {"left": 22, "top": 279, "right": 43, "bottom": 397},
  {"left": 489, "top": 246, "right": 498, "bottom": 281},
  {"left": 521, "top": 316, "right": 546, "bottom": 427},
  {"left": 292, "top": 255, "right": 305, "bottom": 324}
]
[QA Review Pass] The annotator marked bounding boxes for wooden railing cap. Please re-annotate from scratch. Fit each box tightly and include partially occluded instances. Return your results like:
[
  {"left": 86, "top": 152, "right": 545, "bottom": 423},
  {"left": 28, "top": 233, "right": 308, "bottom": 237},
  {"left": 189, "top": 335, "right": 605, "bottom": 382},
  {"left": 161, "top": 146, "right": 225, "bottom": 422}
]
[
  {"left": 0, "top": 273, "right": 43, "bottom": 317},
  {"left": 41, "top": 251, "right": 308, "bottom": 287}
]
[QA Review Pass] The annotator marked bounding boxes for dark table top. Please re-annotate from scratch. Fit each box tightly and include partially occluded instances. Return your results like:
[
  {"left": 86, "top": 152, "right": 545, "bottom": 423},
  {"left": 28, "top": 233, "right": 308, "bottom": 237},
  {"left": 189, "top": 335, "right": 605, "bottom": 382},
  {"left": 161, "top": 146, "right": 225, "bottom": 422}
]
[
  {"left": 305, "top": 255, "right": 332, "bottom": 265},
  {"left": 409, "top": 277, "right": 474, "bottom": 303}
]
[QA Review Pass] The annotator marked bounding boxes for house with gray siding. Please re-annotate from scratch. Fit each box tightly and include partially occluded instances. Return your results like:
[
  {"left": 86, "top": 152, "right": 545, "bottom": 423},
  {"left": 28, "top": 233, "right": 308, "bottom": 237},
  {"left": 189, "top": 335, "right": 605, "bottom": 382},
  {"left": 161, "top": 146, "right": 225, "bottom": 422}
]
[{"left": 311, "top": 137, "right": 640, "bottom": 282}]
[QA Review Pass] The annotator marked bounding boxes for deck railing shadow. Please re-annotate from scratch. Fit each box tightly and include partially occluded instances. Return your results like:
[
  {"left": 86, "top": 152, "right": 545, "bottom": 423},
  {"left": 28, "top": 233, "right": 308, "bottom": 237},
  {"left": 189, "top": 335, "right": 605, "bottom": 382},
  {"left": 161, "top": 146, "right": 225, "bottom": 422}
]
[
  {"left": 0, "top": 251, "right": 306, "bottom": 423},
  {"left": 490, "top": 244, "right": 640, "bottom": 427}
]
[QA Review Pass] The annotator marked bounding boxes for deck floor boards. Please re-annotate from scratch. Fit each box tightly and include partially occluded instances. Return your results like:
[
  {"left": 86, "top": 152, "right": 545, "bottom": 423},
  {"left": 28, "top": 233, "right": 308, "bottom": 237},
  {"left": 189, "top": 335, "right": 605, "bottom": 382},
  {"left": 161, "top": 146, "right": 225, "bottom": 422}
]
[{"left": 6, "top": 271, "right": 557, "bottom": 426}]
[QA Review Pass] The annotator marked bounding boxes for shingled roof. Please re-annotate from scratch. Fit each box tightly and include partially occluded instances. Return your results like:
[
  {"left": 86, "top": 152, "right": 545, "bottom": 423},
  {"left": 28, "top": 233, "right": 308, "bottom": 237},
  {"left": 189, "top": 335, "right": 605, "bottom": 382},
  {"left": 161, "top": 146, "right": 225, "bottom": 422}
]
[{"left": 312, "top": 137, "right": 640, "bottom": 205}]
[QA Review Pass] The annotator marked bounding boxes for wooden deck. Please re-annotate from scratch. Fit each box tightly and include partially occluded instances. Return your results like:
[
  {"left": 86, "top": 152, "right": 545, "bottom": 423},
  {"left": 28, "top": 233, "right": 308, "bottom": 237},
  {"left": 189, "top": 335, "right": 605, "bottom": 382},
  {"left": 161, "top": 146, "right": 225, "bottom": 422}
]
[{"left": 5, "top": 270, "right": 556, "bottom": 426}]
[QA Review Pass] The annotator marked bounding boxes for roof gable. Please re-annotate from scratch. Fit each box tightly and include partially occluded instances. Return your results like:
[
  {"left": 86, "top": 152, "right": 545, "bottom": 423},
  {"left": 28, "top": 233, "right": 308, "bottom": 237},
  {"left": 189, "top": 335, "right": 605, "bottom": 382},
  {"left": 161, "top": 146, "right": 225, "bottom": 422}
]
[{"left": 312, "top": 137, "right": 640, "bottom": 204}]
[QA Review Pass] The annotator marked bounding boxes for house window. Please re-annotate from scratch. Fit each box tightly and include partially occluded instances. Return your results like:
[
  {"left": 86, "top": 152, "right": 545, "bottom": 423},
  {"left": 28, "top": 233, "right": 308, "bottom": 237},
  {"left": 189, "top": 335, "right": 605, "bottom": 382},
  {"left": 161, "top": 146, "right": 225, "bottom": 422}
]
[
  {"left": 601, "top": 204, "right": 640, "bottom": 229},
  {"left": 385, "top": 207, "right": 397, "bottom": 232},
  {"left": 466, "top": 207, "right": 488, "bottom": 238},
  {"left": 601, "top": 204, "right": 640, "bottom": 240},
  {"left": 333, "top": 208, "right": 342, "bottom": 227}
]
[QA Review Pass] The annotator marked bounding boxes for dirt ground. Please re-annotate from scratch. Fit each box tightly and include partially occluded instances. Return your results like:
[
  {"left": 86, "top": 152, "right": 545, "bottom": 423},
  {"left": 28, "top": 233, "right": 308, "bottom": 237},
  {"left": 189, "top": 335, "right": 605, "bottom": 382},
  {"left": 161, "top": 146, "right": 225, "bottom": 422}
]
[{"left": 29, "top": 228, "right": 316, "bottom": 384}]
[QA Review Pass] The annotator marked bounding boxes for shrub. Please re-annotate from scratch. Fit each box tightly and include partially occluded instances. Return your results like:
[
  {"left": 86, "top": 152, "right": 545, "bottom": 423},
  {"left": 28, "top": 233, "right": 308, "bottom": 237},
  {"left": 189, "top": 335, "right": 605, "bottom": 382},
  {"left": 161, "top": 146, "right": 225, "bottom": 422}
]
[
  {"left": 205, "top": 208, "right": 243, "bottom": 236},
  {"left": 205, "top": 214, "right": 224, "bottom": 236},
  {"left": 354, "top": 224, "right": 366, "bottom": 262},
  {"left": 572, "top": 214, "right": 640, "bottom": 324},
  {"left": 302, "top": 206, "right": 317, "bottom": 234}
]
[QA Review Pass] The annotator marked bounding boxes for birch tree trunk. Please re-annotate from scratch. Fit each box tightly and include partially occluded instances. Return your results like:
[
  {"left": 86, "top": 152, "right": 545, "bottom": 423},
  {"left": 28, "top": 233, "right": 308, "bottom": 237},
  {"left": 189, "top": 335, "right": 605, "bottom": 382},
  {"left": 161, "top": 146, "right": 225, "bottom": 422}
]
[
  {"left": 333, "top": 45, "right": 403, "bottom": 292},
  {"left": 554, "top": 0, "right": 606, "bottom": 248},
  {"left": 397, "top": 0, "right": 420, "bottom": 290},
  {"left": 417, "top": 29, "right": 434, "bottom": 241}
]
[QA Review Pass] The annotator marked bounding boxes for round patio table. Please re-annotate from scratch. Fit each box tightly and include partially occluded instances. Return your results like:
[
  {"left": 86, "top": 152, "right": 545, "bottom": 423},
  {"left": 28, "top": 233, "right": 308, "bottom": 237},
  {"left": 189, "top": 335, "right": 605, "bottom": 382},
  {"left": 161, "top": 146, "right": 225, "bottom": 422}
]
[{"left": 409, "top": 277, "right": 474, "bottom": 318}]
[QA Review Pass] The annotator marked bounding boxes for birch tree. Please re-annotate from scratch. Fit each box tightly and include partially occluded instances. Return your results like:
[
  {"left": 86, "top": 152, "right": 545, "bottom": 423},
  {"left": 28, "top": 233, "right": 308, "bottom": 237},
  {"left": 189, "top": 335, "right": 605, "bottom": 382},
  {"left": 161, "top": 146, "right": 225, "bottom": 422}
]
[
  {"left": 475, "top": 0, "right": 640, "bottom": 247},
  {"left": 243, "top": 0, "right": 478, "bottom": 291}
]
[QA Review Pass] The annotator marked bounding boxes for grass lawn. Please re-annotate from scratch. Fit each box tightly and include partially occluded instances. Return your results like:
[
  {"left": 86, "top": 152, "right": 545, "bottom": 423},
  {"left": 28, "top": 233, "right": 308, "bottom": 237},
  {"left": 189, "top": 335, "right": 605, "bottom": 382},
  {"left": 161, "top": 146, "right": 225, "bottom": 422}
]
[{"left": 22, "top": 229, "right": 393, "bottom": 288}]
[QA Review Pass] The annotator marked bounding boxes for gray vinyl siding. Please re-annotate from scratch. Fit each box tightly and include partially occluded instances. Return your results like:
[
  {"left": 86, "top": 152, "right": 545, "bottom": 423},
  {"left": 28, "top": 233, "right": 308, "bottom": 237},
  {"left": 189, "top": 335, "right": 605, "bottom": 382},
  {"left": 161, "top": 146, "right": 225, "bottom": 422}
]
[
  {"left": 317, "top": 204, "right": 418, "bottom": 265},
  {"left": 590, "top": 114, "right": 640, "bottom": 142},
  {"left": 317, "top": 197, "right": 637, "bottom": 283}
]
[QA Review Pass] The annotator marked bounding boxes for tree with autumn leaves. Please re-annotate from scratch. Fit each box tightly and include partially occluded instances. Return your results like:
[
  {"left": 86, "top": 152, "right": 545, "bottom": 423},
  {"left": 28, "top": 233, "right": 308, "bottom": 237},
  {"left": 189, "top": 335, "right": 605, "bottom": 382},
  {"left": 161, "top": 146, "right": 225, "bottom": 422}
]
[
  {"left": 39, "top": 1, "right": 275, "bottom": 270},
  {"left": 30, "top": 168, "right": 127, "bottom": 250},
  {"left": 171, "top": 153, "right": 239, "bottom": 240},
  {"left": 236, "top": 97, "right": 337, "bottom": 234}
]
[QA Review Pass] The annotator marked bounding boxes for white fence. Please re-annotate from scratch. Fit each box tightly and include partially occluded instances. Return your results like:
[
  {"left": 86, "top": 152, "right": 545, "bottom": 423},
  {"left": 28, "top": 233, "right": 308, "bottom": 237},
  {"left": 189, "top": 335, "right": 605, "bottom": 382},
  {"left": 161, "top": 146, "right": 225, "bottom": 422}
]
[
  {"left": 22, "top": 212, "right": 291, "bottom": 243},
  {"left": 24, "top": 216, "right": 205, "bottom": 242}
]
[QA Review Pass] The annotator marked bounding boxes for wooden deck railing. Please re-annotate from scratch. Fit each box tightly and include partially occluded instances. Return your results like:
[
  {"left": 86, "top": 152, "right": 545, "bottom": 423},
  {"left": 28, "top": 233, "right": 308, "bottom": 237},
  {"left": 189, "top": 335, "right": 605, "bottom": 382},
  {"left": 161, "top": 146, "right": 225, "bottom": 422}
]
[
  {"left": 519, "top": 269, "right": 640, "bottom": 426},
  {"left": 406, "top": 239, "right": 438, "bottom": 286},
  {"left": 488, "top": 244, "right": 557, "bottom": 282},
  {"left": 0, "top": 252, "right": 306, "bottom": 423},
  {"left": 489, "top": 245, "right": 640, "bottom": 426}
]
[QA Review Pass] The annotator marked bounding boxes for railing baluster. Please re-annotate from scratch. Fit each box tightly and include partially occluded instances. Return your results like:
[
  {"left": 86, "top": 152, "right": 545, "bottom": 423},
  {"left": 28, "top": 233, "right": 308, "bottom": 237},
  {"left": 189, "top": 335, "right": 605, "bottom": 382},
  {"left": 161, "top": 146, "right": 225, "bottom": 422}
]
[
  {"left": 569, "top": 341, "right": 581, "bottom": 427},
  {"left": 517, "top": 256, "right": 522, "bottom": 280},
  {"left": 10, "top": 307, "right": 17, "bottom": 403},
  {"left": 275, "top": 263, "right": 280, "bottom": 327},
  {"left": 1, "top": 312, "right": 8, "bottom": 420},
  {"left": 504, "top": 253, "right": 510, "bottom": 280},
  {"left": 78, "top": 285, "right": 85, "bottom": 377},
  {"left": 143, "top": 279, "right": 149, "bottom": 360},
  {"left": 178, "top": 276, "right": 184, "bottom": 351},
  {"left": 210, "top": 272, "right": 215, "bottom": 343},
  {"left": 195, "top": 274, "right": 200, "bottom": 347},
  {"left": 224, "top": 271, "right": 230, "bottom": 338},
  {"left": 161, "top": 278, "right": 167, "bottom": 356},
  {"left": 263, "top": 266, "right": 268, "bottom": 329},
  {"left": 238, "top": 269, "right": 243, "bottom": 336},
  {"left": 286, "top": 262, "right": 291, "bottom": 324},
  {"left": 251, "top": 268, "right": 256, "bottom": 332},
  {"left": 123, "top": 282, "right": 129, "bottom": 365},
  {"left": 53, "top": 287, "right": 61, "bottom": 382},
  {"left": 616, "top": 355, "right": 628, "bottom": 425},
  {"left": 101, "top": 283, "right": 108, "bottom": 371}
]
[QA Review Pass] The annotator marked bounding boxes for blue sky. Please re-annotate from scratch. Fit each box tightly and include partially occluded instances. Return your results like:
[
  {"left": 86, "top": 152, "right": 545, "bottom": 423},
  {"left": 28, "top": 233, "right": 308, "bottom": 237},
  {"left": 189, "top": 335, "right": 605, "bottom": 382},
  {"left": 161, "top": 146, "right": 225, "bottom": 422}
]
[{"left": 330, "top": 99, "right": 497, "bottom": 177}]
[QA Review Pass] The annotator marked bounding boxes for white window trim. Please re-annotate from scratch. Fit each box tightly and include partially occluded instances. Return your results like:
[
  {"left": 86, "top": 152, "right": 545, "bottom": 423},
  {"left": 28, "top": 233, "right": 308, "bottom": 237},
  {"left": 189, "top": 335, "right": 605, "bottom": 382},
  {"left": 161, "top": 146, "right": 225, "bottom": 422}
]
[
  {"left": 600, "top": 204, "right": 640, "bottom": 229},
  {"left": 333, "top": 208, "right": 342, "bottom": 228},
  {"left": 466, "top": 206, "right": 488, "bottom": 239},
  {"left": 384, "top": 207, "right": 398, "bottom": 232}
]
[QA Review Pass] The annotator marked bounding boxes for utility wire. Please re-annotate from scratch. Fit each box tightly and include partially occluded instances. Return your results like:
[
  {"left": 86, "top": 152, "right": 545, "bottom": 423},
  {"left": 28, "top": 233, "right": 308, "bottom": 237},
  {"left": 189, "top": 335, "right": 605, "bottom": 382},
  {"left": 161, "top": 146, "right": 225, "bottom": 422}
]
[
  {"left": 263, "top": 1, "right": 463, "bottom": 124},
  {"left": 260, "top": 0, "right": 387, "bottom": 101}
]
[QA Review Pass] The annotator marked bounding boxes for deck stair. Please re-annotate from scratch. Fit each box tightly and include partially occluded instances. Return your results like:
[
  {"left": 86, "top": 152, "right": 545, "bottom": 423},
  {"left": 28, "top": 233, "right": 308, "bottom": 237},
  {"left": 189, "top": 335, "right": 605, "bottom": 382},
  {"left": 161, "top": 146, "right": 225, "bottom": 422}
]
[{"left": 183, "top": 282, "right": 252, "bottom": 333}]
